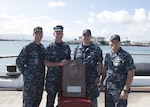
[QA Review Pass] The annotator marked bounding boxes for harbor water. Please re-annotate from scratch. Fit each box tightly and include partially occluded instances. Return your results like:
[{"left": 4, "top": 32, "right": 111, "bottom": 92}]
[
  {"left": 0, "top": 41, "right": 150, "bottom": 107},
  {"left": 0, "top": 40, "right": 150, "bottom": 72}
]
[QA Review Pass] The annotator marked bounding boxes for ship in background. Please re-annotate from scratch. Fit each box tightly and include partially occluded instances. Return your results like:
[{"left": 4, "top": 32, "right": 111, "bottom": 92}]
[
  {"left": 0, "top": 34, "right": 150, "bottom": 46},
  {"left": 66, "top": 36, "right": 150, "bottom": 46}
]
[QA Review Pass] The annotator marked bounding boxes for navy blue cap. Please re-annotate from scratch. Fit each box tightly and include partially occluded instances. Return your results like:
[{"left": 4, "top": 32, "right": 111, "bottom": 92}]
[
  {"left": 83, "top": 29, "right": 91, "bottom": 36},
  {"left": 33, "top": 26, "right": 43, "bottom": 33},
  {"left": 53, "top": 25, "right": 64, "bottom": 31},
  {"left": 110, "top": 34, "right": 120, "bottom": 41}
]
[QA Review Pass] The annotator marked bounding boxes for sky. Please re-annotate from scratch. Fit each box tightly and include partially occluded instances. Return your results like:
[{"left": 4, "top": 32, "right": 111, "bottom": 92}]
[{"left": 0, "top": 0, "right": 150, "bottom": 42}]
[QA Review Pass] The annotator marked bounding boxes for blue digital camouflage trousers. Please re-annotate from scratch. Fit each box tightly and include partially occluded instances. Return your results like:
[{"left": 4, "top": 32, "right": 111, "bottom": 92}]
[
  {"left": 23, "top": 76, "right": 45, "bottom": 107},
  {"left": 105, "top": 90, "right": 127, "bottom": 107},
  {"left": 45, "top": 73, "right": 61, "bottom": 107}
]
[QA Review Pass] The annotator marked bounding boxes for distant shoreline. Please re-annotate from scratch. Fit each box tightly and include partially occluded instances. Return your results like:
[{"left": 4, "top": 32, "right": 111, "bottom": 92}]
[
  {"left": 0, "top": 39, "right": 30, "bottom": 41},
  {"left": 0, "top": 39, "right": 150, "bottom": 47}
]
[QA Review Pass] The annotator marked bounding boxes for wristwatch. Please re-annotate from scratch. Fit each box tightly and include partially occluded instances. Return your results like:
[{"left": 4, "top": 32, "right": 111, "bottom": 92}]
[{"left": 123, "top": 89, "right": 130, "bottom": 93}]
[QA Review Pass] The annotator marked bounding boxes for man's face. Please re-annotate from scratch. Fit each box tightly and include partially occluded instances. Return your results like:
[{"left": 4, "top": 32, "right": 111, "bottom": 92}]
[
  {"left": 53, "top": 31, "right": 63, "bottom": 42},
  {"left": 82, "top": 34, "right": 91, "bottom": 44},
  {"left": 34, "top": 31, "right": 43, "bottom": 41},
  {"left": 109, "top": 40, "right": 121, "bottom": 52}
]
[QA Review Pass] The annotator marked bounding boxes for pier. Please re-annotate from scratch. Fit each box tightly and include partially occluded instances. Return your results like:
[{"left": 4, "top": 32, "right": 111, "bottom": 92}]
[
  {"left": 0, "top": 90, "right": 150, "bottom": 107},
  {"left": 0, "top": 52, "right": 150, "bottom": 107}
]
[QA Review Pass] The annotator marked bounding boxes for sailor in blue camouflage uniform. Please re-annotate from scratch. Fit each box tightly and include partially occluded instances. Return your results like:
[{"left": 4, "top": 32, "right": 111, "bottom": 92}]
[
  {"left": 74, "top": 29, "right": 103, "bottom": 107},
  {"left": 103, "top": 34, "right": 135, "bottom": 107},
  {"left": 44, "top": 25, "right": 71, "bottom": 107},
  {"left": 16, "top": 26, "right": 45, "bottom": 107}
]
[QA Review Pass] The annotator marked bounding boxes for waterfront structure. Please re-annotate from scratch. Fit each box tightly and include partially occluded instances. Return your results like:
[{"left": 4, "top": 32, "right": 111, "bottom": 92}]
[{"left": 78, "top": 36, "right": 106, "bottom": 44}]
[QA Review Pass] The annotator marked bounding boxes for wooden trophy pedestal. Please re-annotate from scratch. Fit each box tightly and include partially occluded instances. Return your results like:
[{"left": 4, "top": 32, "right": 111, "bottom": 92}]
[{"left": 62, "top": 60, "right": 86, "bottom": 97}]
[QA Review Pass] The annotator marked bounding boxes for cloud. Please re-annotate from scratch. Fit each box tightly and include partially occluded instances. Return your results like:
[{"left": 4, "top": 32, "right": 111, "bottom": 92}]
[
  {"left": 88, "top": 12, "right": 96, "bottom": 23},
  {"left": 0, "top": 13, "right": 53, "bottom": 35},
  {"left": 97, "top": 8, "right": 150, "bottom": 24},
  {"left": 73, "top": 20, "right": 84, "bottom": 24},
  {"left": 97, "top": 10, "right": 131, "bottom": 23},
  {"left": 0, "top": 12, "right": 66, "bottom": 40},
  {"left": 88, "top": 17, "right": 95, "bottom": 23},
  {"left": 94, "top": 8, "right": 150, "bottom": 42},
  {"left": 48, "top": 1, "right": 66, "bottom": 8},
  {"left": 0, "top": 5, "right": 8, "bottom": 11},
  {"left": 133, "top": 8, "right": 147, "bottom": 23},
  {"left": 0, "top": 5, "right": 150, "bottom": 42}
]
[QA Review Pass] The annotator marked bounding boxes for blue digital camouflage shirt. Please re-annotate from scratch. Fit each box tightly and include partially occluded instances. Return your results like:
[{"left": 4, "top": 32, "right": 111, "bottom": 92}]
[
  {"left": 104, "top": 47, "right": 135, "bottom": 97},
  {"left": 16, "top": 42, "right": 45, "bottom": 107},
  {"left": 16, "top": 42, "right": 45, "bottom": 77},
  {"left": 74, "top": 42, "right": 103, "bottom": 101},
  {"left": 45, "top": 42, "right": 71, "bottom": 88}
]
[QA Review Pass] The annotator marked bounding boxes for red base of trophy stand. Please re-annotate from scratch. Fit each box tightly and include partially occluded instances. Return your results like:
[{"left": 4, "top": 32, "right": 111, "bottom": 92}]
[
  {"left": 58, "top": 91, "right": 92, "bottom": 107},
  {"left": 58, "top": 60, "right": 92, "bottom": 107}
]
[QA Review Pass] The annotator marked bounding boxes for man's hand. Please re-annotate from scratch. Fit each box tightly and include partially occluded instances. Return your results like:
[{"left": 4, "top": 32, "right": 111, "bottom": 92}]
[{"left": 60, "top": 59, "right": 68, "bottom": 66}]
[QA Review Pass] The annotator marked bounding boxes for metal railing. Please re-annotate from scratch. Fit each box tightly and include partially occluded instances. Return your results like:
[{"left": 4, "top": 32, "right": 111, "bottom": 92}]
[{"left": 1, "top": 53, "right": 150, "bottom": 59}]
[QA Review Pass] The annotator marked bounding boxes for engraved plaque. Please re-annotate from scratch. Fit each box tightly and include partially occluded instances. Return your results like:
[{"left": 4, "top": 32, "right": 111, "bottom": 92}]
[{"left": 63, "top": 60, "right": 86, "bottom": 97}]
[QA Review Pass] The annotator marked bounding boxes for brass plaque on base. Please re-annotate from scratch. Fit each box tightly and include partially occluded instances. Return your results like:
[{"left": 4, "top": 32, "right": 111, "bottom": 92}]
[{"left": 63, "top": 60, "right": 86, "bottom": 97}]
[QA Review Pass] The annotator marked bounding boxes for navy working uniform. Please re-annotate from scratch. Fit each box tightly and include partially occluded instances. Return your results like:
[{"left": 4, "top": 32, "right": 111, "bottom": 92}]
[
  {"left": 45, "top": 42, "right": 71, "bottom": 107},
  {"left": 104, "top": 47, "right": 136, "bottom": 107},
  {"left": 16, "top": 42, "right": 45, "bottom": 107},
  {"left": 74, "top": 42, "right": 103, "bottom": 105}
]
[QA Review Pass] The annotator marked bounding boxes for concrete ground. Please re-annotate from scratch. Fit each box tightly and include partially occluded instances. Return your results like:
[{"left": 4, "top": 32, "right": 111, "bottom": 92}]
[{"left": 0, "top": 90, "right": 150, "bottom": 107}]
